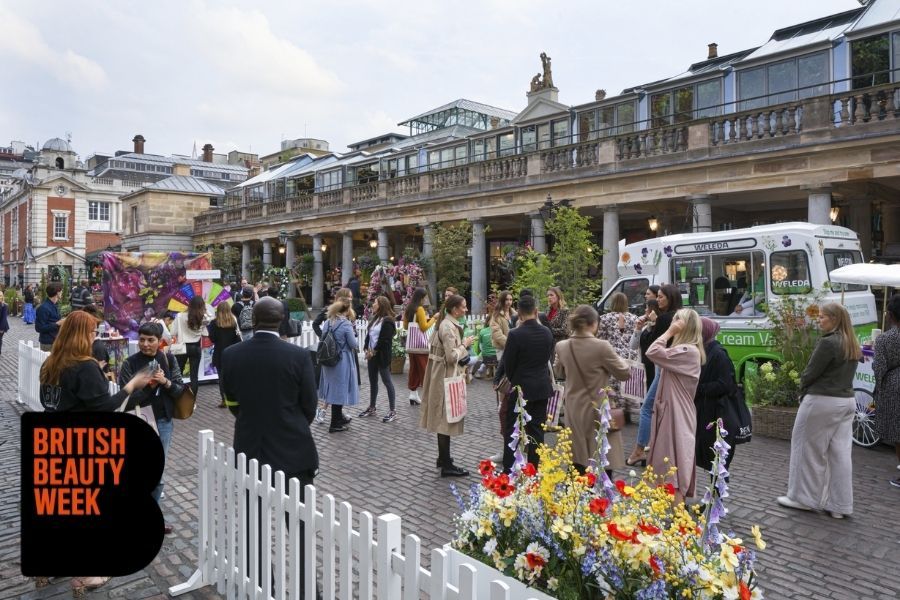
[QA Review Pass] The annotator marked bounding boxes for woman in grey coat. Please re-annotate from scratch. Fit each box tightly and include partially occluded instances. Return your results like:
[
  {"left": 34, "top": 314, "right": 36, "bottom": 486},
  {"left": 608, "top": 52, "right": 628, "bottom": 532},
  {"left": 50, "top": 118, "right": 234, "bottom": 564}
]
[
  {"left": 778, "top": 302, "right": 862, "bottom": 519},
  {"left": 318, "top": 297, "right": 359, "bottom": 433}
]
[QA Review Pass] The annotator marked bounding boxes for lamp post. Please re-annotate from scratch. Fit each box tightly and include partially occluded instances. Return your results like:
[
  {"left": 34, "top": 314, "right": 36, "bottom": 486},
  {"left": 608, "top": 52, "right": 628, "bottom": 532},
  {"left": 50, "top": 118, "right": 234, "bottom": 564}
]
[{"left": 648, "top": 216, "right": 659, "bottom": 236}]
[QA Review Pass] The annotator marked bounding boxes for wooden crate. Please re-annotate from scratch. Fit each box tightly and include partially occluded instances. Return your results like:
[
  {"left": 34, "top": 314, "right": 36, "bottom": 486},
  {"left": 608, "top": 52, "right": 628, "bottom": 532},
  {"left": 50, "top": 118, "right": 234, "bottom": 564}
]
[{"left": 751, "top": 404, "right": 799, "bottom": 440}]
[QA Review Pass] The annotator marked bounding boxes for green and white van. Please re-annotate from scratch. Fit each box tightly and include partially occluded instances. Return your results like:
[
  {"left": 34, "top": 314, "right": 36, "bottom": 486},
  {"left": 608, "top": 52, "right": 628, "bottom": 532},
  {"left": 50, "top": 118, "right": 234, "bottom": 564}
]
[{"left": 596, "top": 222, "right": 876, "bottom": 381}]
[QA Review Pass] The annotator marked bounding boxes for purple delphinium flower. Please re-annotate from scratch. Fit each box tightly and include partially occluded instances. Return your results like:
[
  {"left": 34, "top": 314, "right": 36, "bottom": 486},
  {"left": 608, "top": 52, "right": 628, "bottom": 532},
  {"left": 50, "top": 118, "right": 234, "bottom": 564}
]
[
  {"left": 663, "top": 245, "right": 673, "bottom": 258},
  {"left": 701, "top": 418, "right": 732, "bottom": 547},
  {"left": 782, "top": 235, "right": 792, "bottom": 248},
  {"left": 507, "top": 386, "right": 531, "bottom": 473},
  {"left": 589, "top": 390, "right": 617, "bottom": 502},
  {"left": 634, "top": 263, "right": 643, "bottom": 274}
]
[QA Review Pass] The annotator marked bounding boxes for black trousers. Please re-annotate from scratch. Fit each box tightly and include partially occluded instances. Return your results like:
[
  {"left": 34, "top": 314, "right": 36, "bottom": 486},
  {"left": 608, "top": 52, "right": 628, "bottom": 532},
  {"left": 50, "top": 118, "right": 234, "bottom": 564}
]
[
  {"left": 184, "top": 342, "right": 201, "bottom": 397},
  {"left": 502, "top": 392, "right": 548, "bottom": 473}
]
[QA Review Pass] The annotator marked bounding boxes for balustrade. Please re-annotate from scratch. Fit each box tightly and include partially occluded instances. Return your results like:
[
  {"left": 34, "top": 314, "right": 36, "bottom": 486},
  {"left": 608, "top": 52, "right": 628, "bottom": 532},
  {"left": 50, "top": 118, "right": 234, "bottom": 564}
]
[
  {"left": 480, "top": 155, "right": 527, "bottom": 181},
  {"left": 349, "top": 182, "right": 378, "bottom": 204},
  {"left": 267, "top": 199, "right": 286, "bottom": 215},
  {"left": 386, "top": 175, "right": 420, "bottom": 197},
  {"left": 318, "top": 189, "right": 343, "bottom": 208},
  {"left": 289, "top": 194, "right": 313, "bottom": 212},
  {"left": 430, "top": 166, "right": 469, "bottom": 190},
  {"left": 244, "top": 204, "right": 262, "bottom": 219},
  {"left": 709, "top": 105, "right": 800, "bottom": 145},
  {"left": 208, "top": 212, "right": 225, "bottom": 225},
  {"left": 832, "top": 83, "right": 900, "bottom": 127},
  {"left": 617, "top": 125, "right": 688, "bottom": 158}
]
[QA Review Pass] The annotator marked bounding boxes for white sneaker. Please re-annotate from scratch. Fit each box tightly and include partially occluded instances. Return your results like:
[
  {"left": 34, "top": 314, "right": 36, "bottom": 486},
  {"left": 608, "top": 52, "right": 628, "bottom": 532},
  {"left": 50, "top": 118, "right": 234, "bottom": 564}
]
[
  {"left": 314, "top": 407, "right": 325, "bottom": 424},
  {"left": 828, "top": 511, "right": 845, "bottom": 519},
  {"left": 776, "top": 496, "right": 811, "bottom": 511}
]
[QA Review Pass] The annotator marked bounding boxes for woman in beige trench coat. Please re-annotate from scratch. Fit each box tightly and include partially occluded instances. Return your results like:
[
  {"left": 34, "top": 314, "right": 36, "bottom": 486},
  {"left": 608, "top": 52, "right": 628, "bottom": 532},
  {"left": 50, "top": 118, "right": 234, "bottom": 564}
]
[
  {"left": 554, "top": 305, "right": 631, "bottom": 474},
  {"left": 420, "top": 294, "right": 475, "bottom": 477}
]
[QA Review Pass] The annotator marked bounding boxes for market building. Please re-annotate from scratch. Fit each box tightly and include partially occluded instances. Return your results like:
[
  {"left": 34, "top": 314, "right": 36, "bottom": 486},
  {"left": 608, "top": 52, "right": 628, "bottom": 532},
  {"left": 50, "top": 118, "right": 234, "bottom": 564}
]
[{"left": 186, "top": 0, "right": 900, "bottom": 311}]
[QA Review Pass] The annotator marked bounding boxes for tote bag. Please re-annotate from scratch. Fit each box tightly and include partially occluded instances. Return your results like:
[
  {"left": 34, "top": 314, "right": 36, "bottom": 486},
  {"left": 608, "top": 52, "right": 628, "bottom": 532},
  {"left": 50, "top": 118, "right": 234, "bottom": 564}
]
[
  {"left": 444, "top": 372, "right": 468, "bottom": 423},
  {"left": 406, "top": 322, "right": 431, "bottom": 351}
]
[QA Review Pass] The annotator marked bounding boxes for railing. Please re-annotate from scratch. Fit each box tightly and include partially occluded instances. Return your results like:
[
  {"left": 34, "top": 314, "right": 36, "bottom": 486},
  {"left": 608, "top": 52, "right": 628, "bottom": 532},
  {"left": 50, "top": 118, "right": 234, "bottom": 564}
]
[
  {"left": 708, "top": 104, "right": 801, "bottom": 146},
  {"left": 17, "top": 341, "right": 46, "bottom": 412},
  {"left": 288, "top": 194, "right": 313, "bottom": 212},
  {"left": 832, "top": 82, "right": 900, "bottom": 127},
  {"left": 318, "top": 190, "right": 344, "bottom": 208},
  {"left": 246, "top": 205, "right": 263, "bottom": 219},
  {"left": 386, "top": 175, "right": 420, "bottom": 197},
  {"left": 268, "top": 200, "right": 287, "bottom": 216},
  {"left": 430, "top": 166, "right": 469, "bottom": 191},
  {"left": 480, "top": 156, "right": 527, "bottom": 181},
  {"left": 90, "top": 177, "right": 115, "bottom": 186},
  {"left": 171, "top": 429, "right": 546, "bottom": 599},
  {"left": 616, "top": 124, "right": 689, "bottom": 158},
  {"left": 227, "top": 208, "right": 243, "bottom": 223},
  {"left": 349, "top": 182, "right": 378, "bottom": 204}
]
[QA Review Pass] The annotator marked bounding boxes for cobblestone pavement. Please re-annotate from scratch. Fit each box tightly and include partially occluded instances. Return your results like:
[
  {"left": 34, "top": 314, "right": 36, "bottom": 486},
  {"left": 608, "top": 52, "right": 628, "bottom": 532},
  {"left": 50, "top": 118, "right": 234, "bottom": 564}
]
[{"left": 1, "top": 315, "right": 899, "bottom": 599}]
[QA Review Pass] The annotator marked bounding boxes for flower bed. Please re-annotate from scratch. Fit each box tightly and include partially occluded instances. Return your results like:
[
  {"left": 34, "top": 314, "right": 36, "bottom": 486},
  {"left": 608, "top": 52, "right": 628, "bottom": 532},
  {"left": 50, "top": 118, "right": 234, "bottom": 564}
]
[{"left": 450, "top": 391, "right": 765, "bottom": 599}]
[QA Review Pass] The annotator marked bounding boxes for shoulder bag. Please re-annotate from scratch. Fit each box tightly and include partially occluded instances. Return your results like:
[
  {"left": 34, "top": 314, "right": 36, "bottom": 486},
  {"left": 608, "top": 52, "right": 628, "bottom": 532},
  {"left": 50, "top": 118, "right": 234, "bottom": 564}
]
[
  {"left": 169, "top": 315, "right": 187, "bottom": 356},
  {"left": 438, "top": 324, "right": 468, "bottom": 423},
  {"left": 161, "top": 352, "right": 195, "bottom": 419},
  {"left": 566, "top": 341, "right": 624, "bottom": 431},
  {"left": 721, "top": 385, "right": 752, "bottom": 444}
]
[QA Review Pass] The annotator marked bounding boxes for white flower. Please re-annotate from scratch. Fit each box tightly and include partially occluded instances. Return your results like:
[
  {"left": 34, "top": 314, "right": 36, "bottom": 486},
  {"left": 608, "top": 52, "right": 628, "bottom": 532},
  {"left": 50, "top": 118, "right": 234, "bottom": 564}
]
[
  {"left": 483, "top": 538, "right": 498, "bottom": 555},
  {"left": 629, "top": 469, "right": 637, "bottom": 478}
]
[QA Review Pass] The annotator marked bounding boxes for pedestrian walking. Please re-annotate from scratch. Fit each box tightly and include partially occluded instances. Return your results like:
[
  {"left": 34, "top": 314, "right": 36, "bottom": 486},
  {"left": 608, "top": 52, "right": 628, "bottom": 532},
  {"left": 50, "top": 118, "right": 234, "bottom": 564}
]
[
  {"left": 554, "top": 305, "right": 631, "bottom": 474},
  {"left": 626, "top": 284, "right": 682, "bottom": 467},
  {"left": 23, "top": 284, "right": 36, "bottom": 324},
  {"left": 220, "top": 297, "right": 319, "bottom": 598},
  {"left": 232, "top": 287, "right": 256, "bottom": 341},
  {"left": 402, "top": 287, "right": 436, "bottom": 405},
  {"left": 545, "top": 286, "right": 570, "bottom": 347},
  {"left": 207, "top": 301, "right": 243, "bottom": 407},
  {"left": 35, "top": 282, "right": 65, "bottom": 351},
  {"left": 874, "top": 294, "right": 900, "bottom": 488},
  {"left": 646, "top": 308, "right": 704, "bottom": 503},
  {"left": 500, "top": 294, "right": 554, "bottom": 473},
  {"left": 778, "top": 302, "right": 862, "bottom": 518},
  {"left": 313, "top": 288, "right": 356, "bottom": 425},
  {"left": 37, "top": 310, "right": 152, "bottom": 595},
  {"left": 118, "top": 321, "right": 186, "bottom": 535},
  {"left": 171, "top": 296, "right": 210, "bottom": 398},
  {"left": 597, "top": 292, "right": 638, "bottom": 403},
  {"left": 69, "top": 279, "right": 94, "bottom": 311},
  {"left": 694, "top": 317, "right": 740, "bottom": 474},
  {"left": 318, "top": 296, "right": 359, "bottom": 432},
  {"left": 420, "top": 294, "right": 474, "bottom": 477},
  {"left": 0, "top": 294, "right": 8, "bottom": 353},
  {"left": 359, "top": 296, "right": 398, "bottom": 422}
]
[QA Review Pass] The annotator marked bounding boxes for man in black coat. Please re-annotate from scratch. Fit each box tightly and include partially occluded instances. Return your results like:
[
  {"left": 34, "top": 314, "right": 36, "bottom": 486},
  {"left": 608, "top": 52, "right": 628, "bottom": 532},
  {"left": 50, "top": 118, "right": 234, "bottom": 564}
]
[
  {"left": 500, "top": 295, "right": 554, "bottom": 472},
  {"left": 221, "top": 296, "right": 319, "bottom": 597}
]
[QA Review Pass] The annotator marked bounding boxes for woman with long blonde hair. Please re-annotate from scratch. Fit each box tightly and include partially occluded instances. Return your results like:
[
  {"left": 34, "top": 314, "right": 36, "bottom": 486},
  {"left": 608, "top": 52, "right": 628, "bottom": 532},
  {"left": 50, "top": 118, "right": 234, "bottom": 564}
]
[
  {"left": 778, "top": 302, "right": 861, "bottom": 518},
  {"left": 207, "top": 301, "right": 242, "bottom": 407},
  {"left": 645, "top": 307, "right": 705, "bottom": 502},
  {"left": 318, "top": 296, "right": 359, "bottom": 432}
]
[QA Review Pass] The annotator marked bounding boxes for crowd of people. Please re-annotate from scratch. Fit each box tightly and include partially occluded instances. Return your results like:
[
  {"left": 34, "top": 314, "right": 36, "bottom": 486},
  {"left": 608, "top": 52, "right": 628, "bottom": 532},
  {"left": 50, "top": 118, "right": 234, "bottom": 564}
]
[{"left": 20, "top": 270, "right": 900, "bottom": 593}]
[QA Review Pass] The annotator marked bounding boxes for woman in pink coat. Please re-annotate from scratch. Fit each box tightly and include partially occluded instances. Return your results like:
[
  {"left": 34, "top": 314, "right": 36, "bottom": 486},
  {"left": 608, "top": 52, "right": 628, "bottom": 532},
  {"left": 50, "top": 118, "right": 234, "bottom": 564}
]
[{"left": 645, "top": 308, "right": 705, "bottom": 502}]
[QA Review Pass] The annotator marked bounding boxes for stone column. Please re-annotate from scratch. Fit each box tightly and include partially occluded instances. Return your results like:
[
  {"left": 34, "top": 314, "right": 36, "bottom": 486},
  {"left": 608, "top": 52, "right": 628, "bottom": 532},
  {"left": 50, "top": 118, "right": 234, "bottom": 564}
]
[
  {"left": 849, "top": 196, "right": 873, "bottom": 260},
  {"left": 689, "top": 194, "right": 712, "bottom": 232},
  {"left": 602, "top": 207, "right": 620, "bottom": 294},
  {"left": 470, "top": 218, "right": 487, "bottom": 315},
  {"left": 881, "top": 203, "right": 900, "bottom": 257},
  {"left": 377, "top": 228, "right": 389, "bottom": 262},
  {"left": 394, "top": 234, "right": 405, "bottom": 262},
  {"left": 342, "top": 231, "right": 354, "bottom": 285},
  {"left": 806, "top": 186, "right": 832, "bottom": 225},
  {"left": 422, "top": 223, "right": 437, "bottom": 306},
  {"left": 262, "top": 239, "right": 273, "bottom": 271},
  {"left": 241, "top": 241, "right": 251, "bottom": 280},
  {"left": 312, "top": 234, "right": 324, "bottom": 309},
  {"left": 284, "top": 238, "right": 296, "bottom": 298},
  {"left": 529, "top": 212, "right": 547, "bottom": 253}
]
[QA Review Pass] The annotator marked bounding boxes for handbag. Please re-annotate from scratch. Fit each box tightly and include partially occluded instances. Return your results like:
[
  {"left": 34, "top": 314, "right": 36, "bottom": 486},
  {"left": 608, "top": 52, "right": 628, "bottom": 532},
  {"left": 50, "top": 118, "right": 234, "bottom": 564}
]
[
  {"left": 565, "top": 342, "right": 624, "bottom": 432},
  {"left": 494, "top": 375, "right": 512, "bottom": 397},
  {"left": 160, "top": 352, "right": 195, "bottom": 420},
  {"left": 133, "top": 405, "right": 159, "bottom": 435},
  {"left": 406, "top": 322, "right": 429, "bottom": 351},
  {"left": 444, "top": 372, "right": 468, "bottom": 423},
  {"left": 721, "top": 385, "right": 752, "bottom": 444}
]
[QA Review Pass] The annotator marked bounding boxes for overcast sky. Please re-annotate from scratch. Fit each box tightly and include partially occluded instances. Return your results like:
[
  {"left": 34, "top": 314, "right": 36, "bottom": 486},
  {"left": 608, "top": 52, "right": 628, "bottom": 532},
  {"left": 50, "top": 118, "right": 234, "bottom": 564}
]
[{"left": 0, "top": 0, "right": 859, "bottom": 160}]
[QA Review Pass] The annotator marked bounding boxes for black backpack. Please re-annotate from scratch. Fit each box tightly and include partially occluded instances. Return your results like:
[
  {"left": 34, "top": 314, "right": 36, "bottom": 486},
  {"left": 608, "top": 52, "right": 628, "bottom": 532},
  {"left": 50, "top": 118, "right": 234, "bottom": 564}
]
[
  {"left": 316, "top": 321, "right": 342, "bottom": 367},
  {"left": 238, "top": 301, "right": 254, "bottom": 331}
]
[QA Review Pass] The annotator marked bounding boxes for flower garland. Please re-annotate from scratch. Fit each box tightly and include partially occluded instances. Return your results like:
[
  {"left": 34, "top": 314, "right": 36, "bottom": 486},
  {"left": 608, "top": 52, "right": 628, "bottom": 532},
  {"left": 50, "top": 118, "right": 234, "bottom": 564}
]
[{"left": 363, "top": 259, "right": 427, "bottom": 318}]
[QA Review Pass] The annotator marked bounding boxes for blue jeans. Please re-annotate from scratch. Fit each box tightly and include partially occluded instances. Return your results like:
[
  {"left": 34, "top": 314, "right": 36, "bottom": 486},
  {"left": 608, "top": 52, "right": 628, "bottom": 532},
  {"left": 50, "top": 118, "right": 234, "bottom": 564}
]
[
  {"left": 153, "top": 417, "right": 174, "bottom": 503},
  {"left": 637, "top": 371, "right": 660, "bottom": 448}
]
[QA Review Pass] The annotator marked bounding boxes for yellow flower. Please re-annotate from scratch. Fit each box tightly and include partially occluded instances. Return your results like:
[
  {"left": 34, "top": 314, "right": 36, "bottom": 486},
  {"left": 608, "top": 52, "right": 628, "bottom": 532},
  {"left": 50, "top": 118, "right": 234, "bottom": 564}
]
[
  {"left": 718, "top": 544, "right": 739, "bottom": 573},
  {"left": 751, "top": 525, "right": 766, "bottom": 550},
  {"left": 551, "top": 518, "right": 574, "bottom": 540},
  {"left": 499, "top": 506, "right": 517, "bottom": 527}
]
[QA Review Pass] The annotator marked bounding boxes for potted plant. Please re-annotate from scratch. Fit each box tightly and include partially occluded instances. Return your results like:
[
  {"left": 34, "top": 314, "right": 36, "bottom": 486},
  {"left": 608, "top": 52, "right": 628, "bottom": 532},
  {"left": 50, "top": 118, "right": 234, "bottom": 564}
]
[
  {"left": 390, "top": 331, "right": 406, "bottom": 374},
  {"left": 285, "top": 296, "right": 308, "bottom": 321}
]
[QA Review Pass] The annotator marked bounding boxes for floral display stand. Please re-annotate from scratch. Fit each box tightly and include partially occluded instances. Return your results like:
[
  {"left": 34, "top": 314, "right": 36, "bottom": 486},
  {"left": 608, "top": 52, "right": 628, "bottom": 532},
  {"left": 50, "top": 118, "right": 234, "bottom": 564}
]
[
  {"left": 445, "top": 546, "right": 556, "bottom": 600},
  {"left": 751, "top": 405, "right": 799, "bottom": 440}
]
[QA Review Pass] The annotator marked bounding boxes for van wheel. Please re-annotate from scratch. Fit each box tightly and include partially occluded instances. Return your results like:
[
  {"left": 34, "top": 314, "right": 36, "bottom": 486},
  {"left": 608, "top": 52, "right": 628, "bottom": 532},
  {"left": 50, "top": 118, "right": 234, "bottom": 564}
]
[{"left": 851, "top": 388, "right": 879, "bottom": 448}]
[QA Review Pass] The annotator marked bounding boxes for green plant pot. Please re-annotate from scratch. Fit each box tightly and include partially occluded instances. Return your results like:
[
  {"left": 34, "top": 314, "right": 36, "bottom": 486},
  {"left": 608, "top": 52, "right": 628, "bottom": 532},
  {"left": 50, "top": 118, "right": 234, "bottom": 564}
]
[{"left": 290, "top": 311, "right": 306, "bottom": 321}]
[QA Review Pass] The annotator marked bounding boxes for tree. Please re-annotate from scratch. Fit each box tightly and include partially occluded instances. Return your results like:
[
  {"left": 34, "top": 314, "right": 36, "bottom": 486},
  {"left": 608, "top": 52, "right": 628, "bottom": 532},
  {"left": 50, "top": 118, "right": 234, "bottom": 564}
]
[
  {"left": 209, "top": 245, "right": 241, "bottom": 281},
  {"left": 545, "top": 206, "right": 602, "bottom": 305},
  {"left": 510, "top": 250, "right": 556, "bottom": 309},
  {"left": 432, "top": 221, "right": 473, "bottom": 297}
]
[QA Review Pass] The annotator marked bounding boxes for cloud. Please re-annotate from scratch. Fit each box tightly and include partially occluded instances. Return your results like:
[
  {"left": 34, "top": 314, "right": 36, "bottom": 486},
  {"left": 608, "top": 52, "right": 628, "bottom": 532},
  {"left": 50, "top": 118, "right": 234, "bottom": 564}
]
[
  {"left": 188, "top": 3, "right": 343, "bottom": 98},
  {"left": 0, "top": 6, "right": 108, "bottom": 91}
]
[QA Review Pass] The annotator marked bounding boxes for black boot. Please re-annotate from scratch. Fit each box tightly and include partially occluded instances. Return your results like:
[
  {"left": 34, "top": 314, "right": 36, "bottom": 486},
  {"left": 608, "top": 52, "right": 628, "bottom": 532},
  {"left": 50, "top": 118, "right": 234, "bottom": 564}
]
[{"left": 438, "top": 434, "right": 468, "bottom": 477}]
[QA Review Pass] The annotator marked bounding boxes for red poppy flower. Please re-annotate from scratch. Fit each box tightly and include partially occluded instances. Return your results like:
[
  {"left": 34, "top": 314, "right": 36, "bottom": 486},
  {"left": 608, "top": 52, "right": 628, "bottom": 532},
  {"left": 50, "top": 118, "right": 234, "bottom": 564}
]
[
  {"left": 482, "top": 475, "right": 495, "bottom": 489},
  {"left": 589, "top": 497, "right": 610, "bottom": 515},
  {"left": 521, "top": 463, "right": 537, "bottom": 477},
  {"left": 607, "top": 523, "right": 635, "bottom": 542},
  {"left": 638, "top": 521, "right": 661, "bottom": 535},
  {"left": 479, "top": 460, "right": 495, "bottom": 476},
  {"left": 525, "top": 552, "right": 546, "bottom": 569},
  {"left": 614, "top": 480, "right": 631, "bottom": 497},
  {"left": 739, "top": 581, "right": 751, "bottom": 600},
  {"left": 732, "top": 544, "right": 744, "bottom": 555},
  {"left": 649, "top": 555, "right": 663, "bottom": 576},
  {"left": 492, "top": 474, "right": 516, "bottom": 498},
  {"left": 658, "top": 483, "right": 675, "bottom": 496}
]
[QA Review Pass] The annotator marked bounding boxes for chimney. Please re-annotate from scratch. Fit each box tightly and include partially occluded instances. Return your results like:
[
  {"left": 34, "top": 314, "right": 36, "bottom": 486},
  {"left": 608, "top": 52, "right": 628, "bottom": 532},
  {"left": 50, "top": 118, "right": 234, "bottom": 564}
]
[
  {"left": 202, "top": 143, "right": 214, "bottom": 163},
  {"left": 707, "top": 43, "right": 718, "bottom": 60},
  {"left": 248, "top": 165, "right": 261, "bottom": 178},
  {"left": 132, "top": 134, "right": 145, "bottom": 154},
  {"left": 173, "top": 163, "right": 191, "bottom": 177}
]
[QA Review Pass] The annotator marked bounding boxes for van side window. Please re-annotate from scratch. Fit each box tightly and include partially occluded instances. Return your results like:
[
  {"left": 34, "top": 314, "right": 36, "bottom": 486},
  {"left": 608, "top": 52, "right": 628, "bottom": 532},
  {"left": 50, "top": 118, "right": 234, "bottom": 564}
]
[
  {"left": 770, "top": 251, "right": 812, "bottom": 295},
  {"left": 711, "top": 251, "right": 766, "bottom": 317},
  {"left": 824, "top": 250, "right": 866, "bottom": 292},
  {"left": 601, "top": 279, "right": 649, "bottom": 315},
  {"left": 671, "top": 257, "right": 712, "bottom": 314}
]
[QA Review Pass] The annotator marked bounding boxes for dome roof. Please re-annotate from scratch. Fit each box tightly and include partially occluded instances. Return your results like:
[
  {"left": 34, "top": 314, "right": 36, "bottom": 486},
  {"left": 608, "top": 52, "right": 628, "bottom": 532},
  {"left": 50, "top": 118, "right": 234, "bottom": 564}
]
[{"left": 42, "top": 138, "right": 71, "bottom": 152}]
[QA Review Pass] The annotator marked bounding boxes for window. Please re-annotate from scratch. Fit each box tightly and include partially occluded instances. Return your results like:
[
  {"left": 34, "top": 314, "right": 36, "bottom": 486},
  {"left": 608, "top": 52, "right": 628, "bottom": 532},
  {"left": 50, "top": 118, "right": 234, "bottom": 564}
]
[
  {"left": 131, "top": 206, "right": 140, "bottom": 232},
  {"left": 53, "top": 212, "right": 68, "bottom": 240},
  {"left": 671, "top": 256, "right": 713, "bottom": 314},
  {"left": 851, "top": 34, "right": 889, "bottom": 89},
  {"left": 738, "top": 51, "right": 829, "bottom": 109},
  {"left": 521, "top": 126, "right": 537, "bottom": 151},
  {"left": 599, "top": 278, "right": 649, "bottom": 316},
  {"left": 651, "top": 80, "right": 722, "bottom": 126},
  {"left": 499, "top": 133, "right": 515, "bottom": 156},
  {"left": 710, "top": 251, "right": 766, "bottom": 316},
  {"left": 770, "top": 251, "right": 812, "bottom": 295},
  {"left": 824, "top": 250, "right": 866, "bottom": 292},
  {"left": 551, "top": 120, "right": 569, "bottom": 146},
  {"left": 650, "top": 92, "right": 671, "bottom": 128},
  {"left": 88, "top": 201, "right": 110, "bottom": 221},
  {"left": 318, "top": 169, "right": 342, "bottom": 190},
  {"left": 577, "top": 112, "right": 596, "bottom": 141}
]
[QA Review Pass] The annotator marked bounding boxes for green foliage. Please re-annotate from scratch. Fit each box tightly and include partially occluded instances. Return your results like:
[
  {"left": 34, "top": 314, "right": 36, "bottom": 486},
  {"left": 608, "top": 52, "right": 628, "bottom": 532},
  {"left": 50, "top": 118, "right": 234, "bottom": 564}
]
[
  {"left": 285, "top": 296, "right": 308, "bottom": 313},
  {"left": 510, "top": 250, "right": 556, "bottom": 310},
  {"left": 432, "top": 221, "right": 473, "bottom": 296},
  {"left": 745, "top": 361, "right": 802, "bottom": 407},
  {"left": 293, "top": 253, "right": 314, "bottom": 284},
  {"left": 248, "top": 258, "right": 263, "bottom": 282},
  {"left": 544, "top": 206, "right": 602, "bottom": 305},
  {"left": 4, "top": 288, "right": 17, "bottom": 306},
  {"left": 210, "top": 245, "right": 242, "bottom": 281},
  {"left": 356, "top": 252, "right": 379, "bottom": 279}
]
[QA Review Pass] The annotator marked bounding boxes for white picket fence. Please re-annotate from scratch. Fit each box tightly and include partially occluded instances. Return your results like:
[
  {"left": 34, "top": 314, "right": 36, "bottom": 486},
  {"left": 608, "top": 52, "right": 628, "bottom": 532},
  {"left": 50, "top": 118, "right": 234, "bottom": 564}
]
[
  {"left": 17, "top": 340, "right": 47, "bottom": 412},
  {"left": 171, "top": 429, "right": 544, "bottom": 600}
]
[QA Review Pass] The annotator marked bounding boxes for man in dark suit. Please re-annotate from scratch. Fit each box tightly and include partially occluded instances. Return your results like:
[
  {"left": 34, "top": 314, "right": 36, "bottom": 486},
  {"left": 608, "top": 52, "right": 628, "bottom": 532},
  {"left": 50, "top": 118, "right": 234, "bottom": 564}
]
[
  {"left": 500, "top": 294, "right": 554, "bottom": 473},
  {"left": 221, "top": 296, "right": 319, "bottom": 598}
]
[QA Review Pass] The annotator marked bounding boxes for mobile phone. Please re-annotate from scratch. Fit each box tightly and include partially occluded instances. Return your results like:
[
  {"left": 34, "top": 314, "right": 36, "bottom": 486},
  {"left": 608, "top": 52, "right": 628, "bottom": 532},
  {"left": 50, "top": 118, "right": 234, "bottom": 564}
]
[{"left": 146, "top": 359, "right": 159, "bottom": 373}]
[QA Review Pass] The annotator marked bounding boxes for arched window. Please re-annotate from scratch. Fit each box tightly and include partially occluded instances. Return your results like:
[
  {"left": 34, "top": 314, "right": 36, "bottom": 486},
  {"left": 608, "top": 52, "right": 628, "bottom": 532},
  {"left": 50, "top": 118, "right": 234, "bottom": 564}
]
[{"left": 55, "top": 157, "right": 64, "bottom": 169}]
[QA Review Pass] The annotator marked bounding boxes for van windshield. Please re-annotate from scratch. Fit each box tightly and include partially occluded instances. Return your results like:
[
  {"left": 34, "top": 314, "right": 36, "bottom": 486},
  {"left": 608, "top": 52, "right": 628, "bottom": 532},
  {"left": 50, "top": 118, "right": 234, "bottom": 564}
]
[{"left": 824, "top": 250, "right": 866, "bottom": 292}]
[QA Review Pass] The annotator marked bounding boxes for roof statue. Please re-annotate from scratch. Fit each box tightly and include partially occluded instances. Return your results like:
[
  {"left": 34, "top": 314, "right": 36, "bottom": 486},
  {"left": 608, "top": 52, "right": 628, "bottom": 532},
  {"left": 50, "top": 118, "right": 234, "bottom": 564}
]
[
  {"left": 595, "top": 89, "right": 607, "bottom": 101},
  {"left": 529, "top": 52, "right": 555, "bottom": 92}
]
